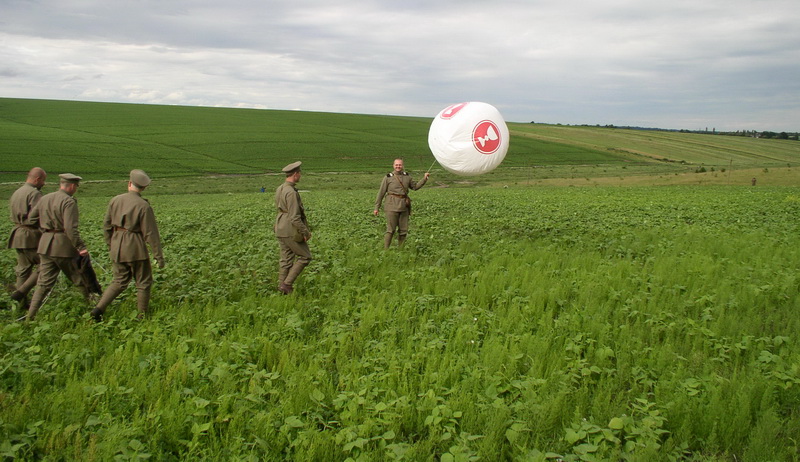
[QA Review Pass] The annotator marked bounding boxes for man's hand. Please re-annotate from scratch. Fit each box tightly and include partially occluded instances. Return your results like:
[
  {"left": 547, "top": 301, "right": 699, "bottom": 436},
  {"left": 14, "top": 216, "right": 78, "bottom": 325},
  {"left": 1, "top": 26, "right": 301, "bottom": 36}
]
[
  {"left": 373, "top": 209, "right": 379, "bottom": 216},
  {"left": 79, "top": 249, "right": 89, "bottom": 257},
  {"left": 424, "top": 172, "right": 430, "bottom": 180}
]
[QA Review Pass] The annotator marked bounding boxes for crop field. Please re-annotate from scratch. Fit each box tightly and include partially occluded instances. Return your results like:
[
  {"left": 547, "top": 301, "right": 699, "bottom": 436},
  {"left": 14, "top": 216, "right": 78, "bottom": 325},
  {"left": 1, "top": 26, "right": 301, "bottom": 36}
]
[
  {"left": 1, "top": 182, "right": 799, "bottom": 461},
  {"left": 3, "top": 98, "right": 799, "bottom": 184},
  {"left": 1, "top": 99, "right": 800, "bottom": 460}
]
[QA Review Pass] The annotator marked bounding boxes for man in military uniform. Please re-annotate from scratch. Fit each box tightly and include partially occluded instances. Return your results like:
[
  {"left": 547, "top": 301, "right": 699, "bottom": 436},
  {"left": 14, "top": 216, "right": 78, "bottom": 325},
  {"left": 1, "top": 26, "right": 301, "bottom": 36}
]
[
  {"left": 26, "top": 173, "right": 90, "bottom": 320},
  {"left": 91, "top": 170, "right": 165, "bottom": 321},
  {"left": 7, "top": 167, "right": 47, "bottom": 308},
  {"left": 274, "top": 161, "right": 312, "bottom": 295},
  {"left": 373, "top": 158, "right": 430, "bottom": 248}
]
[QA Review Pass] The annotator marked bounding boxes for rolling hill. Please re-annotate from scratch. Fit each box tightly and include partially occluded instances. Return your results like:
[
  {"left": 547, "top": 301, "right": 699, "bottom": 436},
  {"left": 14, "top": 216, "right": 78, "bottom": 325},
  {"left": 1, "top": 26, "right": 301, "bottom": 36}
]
[{"left": 1, "top": 98, "right": 798, "bottom": 185}]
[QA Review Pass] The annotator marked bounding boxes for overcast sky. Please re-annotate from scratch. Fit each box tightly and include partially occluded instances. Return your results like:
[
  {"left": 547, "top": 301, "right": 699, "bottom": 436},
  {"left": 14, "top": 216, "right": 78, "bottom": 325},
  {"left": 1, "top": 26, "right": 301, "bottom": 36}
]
[{"left": 2, "top": 0, "right": 798, "bottom": 131}]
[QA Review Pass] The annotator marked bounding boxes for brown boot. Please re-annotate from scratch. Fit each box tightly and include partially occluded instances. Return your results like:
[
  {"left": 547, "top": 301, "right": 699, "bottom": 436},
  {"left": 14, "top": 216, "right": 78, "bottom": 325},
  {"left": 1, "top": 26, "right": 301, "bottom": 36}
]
[
  {"left": 95, "top": 285, "right": 123, "bottom": 310},
  {"left": 137, "top": 289, "right": 150, "bottom": 318},
  {"left": 278, "top": 283, "right": 294, "bottom": 295},
  {"left": 17, "top": 271, "right": 39, "bottom": 300},
  {"left": 277, "top": 267, "right": 289, "bottom": 288},
  {"left": 92, "top": 284, "right": 124, "bottom": 320}
]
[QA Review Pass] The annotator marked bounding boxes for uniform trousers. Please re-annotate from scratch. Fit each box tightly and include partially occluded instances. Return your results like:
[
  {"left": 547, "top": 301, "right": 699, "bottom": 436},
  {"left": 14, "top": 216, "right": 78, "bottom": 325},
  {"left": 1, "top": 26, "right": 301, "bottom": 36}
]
[
  {"left": 13, "top": 248, "right": 40, "bottom": 296},
  {"left": 384, "top": 210, "right": 409, "bottom": 248},
  {"left": 27, "top": 254, "right": 87, "bottom": 320},
  {"left": 277, "top": 237, "right": 312, "bottom": 286},
  {"left": 95, "top": 259, "right": 153, "bottom": 314}
]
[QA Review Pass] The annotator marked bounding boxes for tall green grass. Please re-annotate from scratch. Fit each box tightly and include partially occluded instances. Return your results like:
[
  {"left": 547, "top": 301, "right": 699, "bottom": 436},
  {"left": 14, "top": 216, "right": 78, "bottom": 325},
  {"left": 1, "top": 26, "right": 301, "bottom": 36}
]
[{"left": 2, "top": 185, "right": 798, "bottom": 460}]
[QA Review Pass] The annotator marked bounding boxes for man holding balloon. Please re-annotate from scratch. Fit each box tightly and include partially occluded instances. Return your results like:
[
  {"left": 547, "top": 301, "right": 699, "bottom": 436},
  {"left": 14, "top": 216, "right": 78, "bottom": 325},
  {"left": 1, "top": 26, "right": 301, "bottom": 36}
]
[
  {"left": 373, "top": 159, "right": 430, "bottom": 249},
  {"left": 373, "top": 101, "right": 509, "bottom": 249}
]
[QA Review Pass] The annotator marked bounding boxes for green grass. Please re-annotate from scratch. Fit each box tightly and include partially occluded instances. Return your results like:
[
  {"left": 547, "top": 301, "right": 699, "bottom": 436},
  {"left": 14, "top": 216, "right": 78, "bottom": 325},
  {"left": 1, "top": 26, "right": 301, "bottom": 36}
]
[
  {"left": 1, "top": 99, "right": 800, "bottom": 460},
  {"left": 2, "top": 186, "right": 800, "bottom": 460},
  {"left": 4, "top": 98, "right": 799, "bottom": 184},
  {"left": 511, "top": 123, "right": 800, "bottom": 168}
]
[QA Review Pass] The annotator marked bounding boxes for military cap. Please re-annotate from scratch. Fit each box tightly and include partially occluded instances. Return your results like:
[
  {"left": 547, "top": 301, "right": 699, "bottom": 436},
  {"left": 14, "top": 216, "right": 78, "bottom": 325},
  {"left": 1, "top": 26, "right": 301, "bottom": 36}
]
[
  {"left": 281, "top": 161, "right": 302, "bottom": 174},
  {"left": 59, "top": 173, "right": 82, "bottom": 184},
  {"left": 130, "top": 169, "right": 151, "bottom": 188}
]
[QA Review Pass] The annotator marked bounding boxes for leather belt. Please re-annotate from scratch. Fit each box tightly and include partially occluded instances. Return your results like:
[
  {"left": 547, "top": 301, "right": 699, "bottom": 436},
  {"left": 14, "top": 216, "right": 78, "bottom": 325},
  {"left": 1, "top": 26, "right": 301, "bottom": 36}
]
[
  {"left": 43, "top": 229, "right": 64, "bottom": 233},
  {"left": 114, "top": 226, "right": 139, "bottom": 233}
]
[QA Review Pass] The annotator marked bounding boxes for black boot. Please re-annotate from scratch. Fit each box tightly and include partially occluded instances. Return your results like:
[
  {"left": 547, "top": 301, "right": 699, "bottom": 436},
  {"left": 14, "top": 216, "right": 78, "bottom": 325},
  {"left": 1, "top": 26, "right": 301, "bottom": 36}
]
[{"left": 90, "top": 307, "right": 104, "bottom": 322}]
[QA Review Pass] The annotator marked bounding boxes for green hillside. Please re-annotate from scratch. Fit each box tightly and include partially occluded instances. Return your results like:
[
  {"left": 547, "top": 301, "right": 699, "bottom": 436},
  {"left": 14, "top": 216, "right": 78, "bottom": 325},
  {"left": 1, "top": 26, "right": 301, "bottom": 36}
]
[
  {"left": 511, "top": 123, "right": 800, "bottom": 167},
  {"left": 1, "top": 98, "right": 799, "bottom": 184}
]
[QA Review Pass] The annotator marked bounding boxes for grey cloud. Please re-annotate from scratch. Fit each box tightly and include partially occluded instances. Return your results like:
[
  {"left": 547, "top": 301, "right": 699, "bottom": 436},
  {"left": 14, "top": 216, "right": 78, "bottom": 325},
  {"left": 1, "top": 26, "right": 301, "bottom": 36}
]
[{"left": 0, "top": 0, "right": 798, "bottom": 130}]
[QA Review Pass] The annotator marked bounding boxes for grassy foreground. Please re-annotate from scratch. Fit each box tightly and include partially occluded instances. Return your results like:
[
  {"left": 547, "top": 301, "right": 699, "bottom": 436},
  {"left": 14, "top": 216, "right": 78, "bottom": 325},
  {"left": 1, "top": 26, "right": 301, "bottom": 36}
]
[{"left": 1, "top": 184, "right": 799, "bottom": 461}]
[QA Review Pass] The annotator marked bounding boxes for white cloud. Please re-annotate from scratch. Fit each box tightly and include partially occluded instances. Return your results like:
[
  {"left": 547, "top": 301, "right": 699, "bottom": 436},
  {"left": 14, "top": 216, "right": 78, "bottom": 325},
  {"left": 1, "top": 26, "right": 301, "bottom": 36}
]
[{"left": 1, "top": 0, "right": 798, "bottom": 131}]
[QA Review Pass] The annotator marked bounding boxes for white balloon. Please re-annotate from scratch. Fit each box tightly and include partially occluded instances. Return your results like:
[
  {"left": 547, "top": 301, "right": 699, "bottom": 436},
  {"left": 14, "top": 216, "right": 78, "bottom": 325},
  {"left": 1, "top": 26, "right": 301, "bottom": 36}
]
[{"left": 428, "top": 102, "right": 509, "bottom": 176}]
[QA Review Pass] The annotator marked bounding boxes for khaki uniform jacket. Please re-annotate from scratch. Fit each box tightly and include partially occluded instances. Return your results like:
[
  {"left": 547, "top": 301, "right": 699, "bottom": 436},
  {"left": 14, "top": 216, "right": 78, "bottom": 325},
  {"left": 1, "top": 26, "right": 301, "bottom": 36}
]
[
  {"left": 103, "top": 191, "right": 164, "bottom": 264},
  {"left": 374, "top": 172, "right": 428, "bottom": 213},
  {"left": 274, "top": 181, "right": 310, "bottom": 241},
  {"left": 7, "top": 183, "right": 43, "bottom": 249},
  {"left": 30, "top": 190, "right": 86, "bottom": 257}
]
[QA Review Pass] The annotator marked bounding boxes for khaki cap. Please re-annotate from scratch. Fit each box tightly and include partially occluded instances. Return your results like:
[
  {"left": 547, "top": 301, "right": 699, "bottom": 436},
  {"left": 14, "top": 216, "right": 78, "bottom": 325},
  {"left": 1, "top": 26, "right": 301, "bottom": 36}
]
[
  {"left": 59, "top": 173, "right": 82, "bottom": 184},
  {"left": 130, "top": 169, "right": 151, "bottom": 188},
  {"left": 281, "top": 161, "right": 302, "bottom": 173}
]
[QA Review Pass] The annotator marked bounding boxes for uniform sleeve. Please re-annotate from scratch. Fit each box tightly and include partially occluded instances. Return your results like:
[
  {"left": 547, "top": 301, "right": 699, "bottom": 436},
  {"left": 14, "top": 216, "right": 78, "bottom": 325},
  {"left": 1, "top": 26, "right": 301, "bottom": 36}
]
[
  {"left": 410, "top": 174, "right": 428, "bottom": 191},
  {"left": 286, "top": 190, "right": 310, "bottom": 237},
  {"left": 28, "top": 200, "right": 40, "bottom": 227},
  {"left": 374, "top": 176, "right": 389, "bottom": 210},
  {"left": 63, "top": 199, "right": 86, "bottom": 252},
  {"left": 141, "top": 205, "right": 164, "bottom": 264},
  {"left": 102, "top": 200, "right": 114, "bottom": 246},
  {"left": 28, "top": 190, "right": 42, "bottom": 215}
]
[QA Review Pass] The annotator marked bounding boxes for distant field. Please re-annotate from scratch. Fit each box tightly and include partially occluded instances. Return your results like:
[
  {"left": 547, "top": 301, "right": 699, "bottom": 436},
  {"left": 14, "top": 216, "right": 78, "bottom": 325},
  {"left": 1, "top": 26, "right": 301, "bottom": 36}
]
[
  {"left": 2, "top": 98, "right": 798, "bottom": 184},
  {"left": 511, "top": 123, "right": 800, "bottom": 168},
  {"left": 4, "top": 98, "right": 600, "bottom": 180}
]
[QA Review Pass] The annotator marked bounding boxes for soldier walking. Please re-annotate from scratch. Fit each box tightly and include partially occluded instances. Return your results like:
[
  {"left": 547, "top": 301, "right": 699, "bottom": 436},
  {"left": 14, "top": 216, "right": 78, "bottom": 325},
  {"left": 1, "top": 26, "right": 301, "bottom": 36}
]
[
  {"left": 274, "top": 161, "right": 312, "bottom": 295},
  {"left": 91, "top": 170, "right": 164, "bottom": 321},
  {"left": 373, "top": 158, "right": 430, "bottom": 248},
  {"left": 26, "top": 173, "right": 90, "bottom": 320},
  {"left": 7, "top": 167, "right": 47, "bottom": 308}
]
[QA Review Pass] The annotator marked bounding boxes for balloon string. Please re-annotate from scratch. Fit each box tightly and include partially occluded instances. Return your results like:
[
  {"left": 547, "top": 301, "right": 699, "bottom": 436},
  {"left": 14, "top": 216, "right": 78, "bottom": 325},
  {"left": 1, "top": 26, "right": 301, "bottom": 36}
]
[{"left": 426, "top": 159, "right": 437, "bottom": 173}]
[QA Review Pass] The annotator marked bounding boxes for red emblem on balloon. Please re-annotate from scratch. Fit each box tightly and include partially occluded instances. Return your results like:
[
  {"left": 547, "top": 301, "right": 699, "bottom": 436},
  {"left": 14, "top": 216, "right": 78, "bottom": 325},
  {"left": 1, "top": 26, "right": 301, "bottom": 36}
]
[
  {"left": 440, "top": 102, "right": 469, "bottom": 120},
  {"left": 472, "top": 120, "right": 501, "bottom": 154}
]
